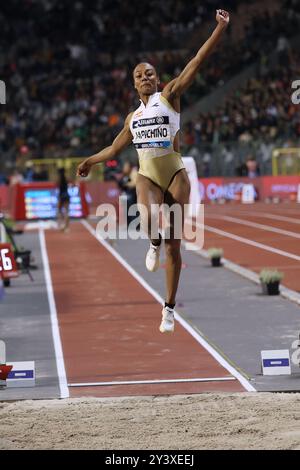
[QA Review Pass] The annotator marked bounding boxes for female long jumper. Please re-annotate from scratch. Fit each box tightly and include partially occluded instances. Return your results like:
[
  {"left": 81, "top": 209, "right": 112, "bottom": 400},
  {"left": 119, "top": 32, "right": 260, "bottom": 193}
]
[{"left": 77, "top": 10, "right": 230, "bottom": 333}]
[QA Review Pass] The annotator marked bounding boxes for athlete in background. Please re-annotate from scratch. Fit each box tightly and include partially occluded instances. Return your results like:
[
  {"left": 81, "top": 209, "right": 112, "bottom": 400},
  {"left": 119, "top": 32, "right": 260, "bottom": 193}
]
[{"left": 57, "top": 168, "right": 70, "bottom": 232}]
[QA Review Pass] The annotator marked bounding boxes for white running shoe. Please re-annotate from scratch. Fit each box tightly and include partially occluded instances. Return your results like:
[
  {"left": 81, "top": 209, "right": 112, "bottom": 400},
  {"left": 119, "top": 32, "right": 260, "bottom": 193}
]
[
  {"left": 159, "top": 306, "right": 175, "bottom": 333},
  {"left": 145, "top": 242, "right": 161, "bottom": 272}
]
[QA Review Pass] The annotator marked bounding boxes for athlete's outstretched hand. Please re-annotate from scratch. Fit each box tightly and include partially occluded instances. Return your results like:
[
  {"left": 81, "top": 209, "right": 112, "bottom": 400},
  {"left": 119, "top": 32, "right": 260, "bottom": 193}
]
[
  {"left": 216, "top": 9, "right": 230, "bottom": 28},
  {"left": 77, "top": 159, "right": 92, "bottom": 177}
]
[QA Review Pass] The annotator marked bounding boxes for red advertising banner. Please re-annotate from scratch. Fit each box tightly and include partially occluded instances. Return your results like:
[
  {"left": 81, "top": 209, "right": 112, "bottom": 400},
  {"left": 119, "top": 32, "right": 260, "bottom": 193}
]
[
  {"left": 262, "top": 176, "right": 300, "bottom": 200},
  {"left": 199, "top": 176, "right": 300, "bottom": 201},
  {"left": 0, "top": 186, "right": 9, "bottom": 211},
  {"left": 2, "top": 175, "right": 300, "bottom": 216}
]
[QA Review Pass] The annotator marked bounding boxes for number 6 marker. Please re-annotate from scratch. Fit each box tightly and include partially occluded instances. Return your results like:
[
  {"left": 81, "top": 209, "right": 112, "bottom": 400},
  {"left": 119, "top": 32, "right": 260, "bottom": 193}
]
[
  {"left": 0, "top": 244, "right": 18, "bottom": 278},
  {"left": 1, "top": 249, "right": 13, "bottom": 271}
]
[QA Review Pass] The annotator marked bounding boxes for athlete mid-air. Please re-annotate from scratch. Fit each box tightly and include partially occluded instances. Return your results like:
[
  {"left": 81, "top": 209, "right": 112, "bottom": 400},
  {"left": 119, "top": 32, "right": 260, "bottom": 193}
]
[{"left": 77, "top": 10, "right": 230, "bottom": 333}]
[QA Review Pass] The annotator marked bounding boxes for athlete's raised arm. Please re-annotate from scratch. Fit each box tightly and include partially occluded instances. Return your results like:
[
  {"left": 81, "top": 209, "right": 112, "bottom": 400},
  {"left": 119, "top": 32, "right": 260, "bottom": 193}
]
[
  {"left": 162, "top": 9, "right": 229, "bottom": 103},
  {"left": 77, "top": 112, "right": 133, "bottom": 177}
]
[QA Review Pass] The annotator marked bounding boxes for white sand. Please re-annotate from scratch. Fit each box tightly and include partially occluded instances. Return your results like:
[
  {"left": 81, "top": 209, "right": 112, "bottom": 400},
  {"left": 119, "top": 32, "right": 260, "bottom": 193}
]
[{"left": 1, "top": 393, "right": 300, "bottom": 450}]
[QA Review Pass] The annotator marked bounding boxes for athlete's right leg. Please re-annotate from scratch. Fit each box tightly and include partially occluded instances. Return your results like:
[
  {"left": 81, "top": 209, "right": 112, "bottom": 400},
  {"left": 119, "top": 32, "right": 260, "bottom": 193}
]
[
  {"left": 136, "top": 174, "right": 177, "bottom": 332},
  {"left": 136, "top": 173, "right": 164, "bottom": 245},
  {"left": 57, "top": 201, "right": 63, "bottom": 230},
  {"left": 58, "top": 201, "right": 70, "bottom": 232}
]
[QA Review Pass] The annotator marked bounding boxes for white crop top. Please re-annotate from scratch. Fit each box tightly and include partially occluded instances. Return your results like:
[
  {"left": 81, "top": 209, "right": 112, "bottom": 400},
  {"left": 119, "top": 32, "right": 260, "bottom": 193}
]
[{"left": 129, "top": 92, "right": 180, "bottom": 160}]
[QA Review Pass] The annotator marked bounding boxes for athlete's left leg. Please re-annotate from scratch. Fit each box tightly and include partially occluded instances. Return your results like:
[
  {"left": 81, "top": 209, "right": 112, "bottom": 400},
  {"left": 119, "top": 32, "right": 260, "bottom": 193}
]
[
  {"left": 58, "top": 200, "right": 70, "bottom": 232},
  {"left": 62, "top": 201, "right": 70, "bottom": 231},
  {"left": 163, "top": 169, "right": 190, "bottom": 306}
]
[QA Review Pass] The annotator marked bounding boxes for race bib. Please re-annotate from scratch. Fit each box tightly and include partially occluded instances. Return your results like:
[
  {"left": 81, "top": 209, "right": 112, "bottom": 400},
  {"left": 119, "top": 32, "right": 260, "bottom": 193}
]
[{"left": 132, "top": 116, "right": 171, "bottom": 149}]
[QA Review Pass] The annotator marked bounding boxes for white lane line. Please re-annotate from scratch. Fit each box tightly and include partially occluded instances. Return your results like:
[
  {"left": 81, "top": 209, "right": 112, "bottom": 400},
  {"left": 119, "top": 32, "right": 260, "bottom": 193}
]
[
  {"left": 81, "top": 219, "right": 255, "bottom": 393},
  {"left": 207, "top": 215, "right": 300, "bottom": 239},
  {"left": 187, "top": 219, "right": 300, "bottom": 263},
  {"left": 226, "top": 211, "right": 300, "bottom": 226},
  {"left": 68, "top": 377, "right": 236, "bottom": 387},
  {"left": 39, "top": 229, "right": 69, "bottom": 399},
  {"left": 241, "top": 208, "right": 300, "bottom": 217}
]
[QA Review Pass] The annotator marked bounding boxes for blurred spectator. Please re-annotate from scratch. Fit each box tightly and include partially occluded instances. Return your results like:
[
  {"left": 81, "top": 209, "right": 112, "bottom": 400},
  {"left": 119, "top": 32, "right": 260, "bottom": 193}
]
[
  {"left": 202, "top": 151, "right": 212, "bottom": 177},
  {"left": 234, "top": 156, "right": 260, "bottom": 178},
  {"left": 23, "top": 162, "right": 35, "bottom": 182},
  {"left": 115, "top": 161, "right": 138, "bottom": 227},
  {"left": 32, "top": 165, "right": 49, "bottom": 182},
  {"left": 246, "top": 156, "right": 260, "bottom": 178},
  {"left": 57, "top": 167, "right": 70, "bottom": 232},
  {"left": 276, "top": 34, "right": 291, "bottom": 67},
  {"left": 0, "top": 172, "right": 9, "bottom": 185},
  {"left": 9, "top": 168, "right": 24, "bottom": 186},
  {"left": 235, "top": 162, "right": 248, "bottom": 177}
]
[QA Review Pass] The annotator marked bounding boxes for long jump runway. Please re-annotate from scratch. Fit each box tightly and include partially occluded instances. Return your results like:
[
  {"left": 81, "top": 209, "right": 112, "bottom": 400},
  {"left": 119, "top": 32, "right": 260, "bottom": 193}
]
[
  {"left": 2, "top": 201, "right": 300, "bottom": 400},
  {"left": 44, "top": 222, "right": 247, "bottom": 398}
]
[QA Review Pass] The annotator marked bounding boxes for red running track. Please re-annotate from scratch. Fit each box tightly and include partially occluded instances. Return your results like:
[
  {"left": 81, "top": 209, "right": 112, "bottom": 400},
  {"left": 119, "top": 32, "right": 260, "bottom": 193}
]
[
  {"left": 200, "top": 202, "right": 300, "bottom": 292},
  {"left": 44, "top": 222, "right": 244, "bottom": 398},
  {"left": 43, "top": 201, "right": 300, "bottom": 397}
]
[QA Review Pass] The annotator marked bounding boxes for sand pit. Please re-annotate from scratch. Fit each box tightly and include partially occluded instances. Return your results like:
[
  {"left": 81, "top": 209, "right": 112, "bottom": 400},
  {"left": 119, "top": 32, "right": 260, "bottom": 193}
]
[{"left": 1, "top": 393, "right": 300, "bottom": 450}]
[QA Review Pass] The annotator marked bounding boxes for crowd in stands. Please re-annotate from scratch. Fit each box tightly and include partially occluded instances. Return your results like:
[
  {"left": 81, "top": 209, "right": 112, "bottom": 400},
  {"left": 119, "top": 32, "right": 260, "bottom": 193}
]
[
  {"left": 0, "top": 0, "right": 299, "bottom": 177},
  {"left": 182, "top": 47, "right": 300, "bottom": 177},
  {"left": 182, "top": 53, "right": 300, "bottom": 147}
]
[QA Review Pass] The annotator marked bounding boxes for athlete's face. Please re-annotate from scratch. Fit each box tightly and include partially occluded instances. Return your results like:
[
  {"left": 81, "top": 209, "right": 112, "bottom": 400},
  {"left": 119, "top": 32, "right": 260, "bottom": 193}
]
[{"left": 133, "top": 63, "right": 159, "bottom": 96}]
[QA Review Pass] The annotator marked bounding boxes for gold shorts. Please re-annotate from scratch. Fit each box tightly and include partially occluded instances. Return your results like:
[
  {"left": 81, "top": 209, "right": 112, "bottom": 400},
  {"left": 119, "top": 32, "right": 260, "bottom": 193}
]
[{"left": 138, "top": 152, "right": 185, "bottom": 192}]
